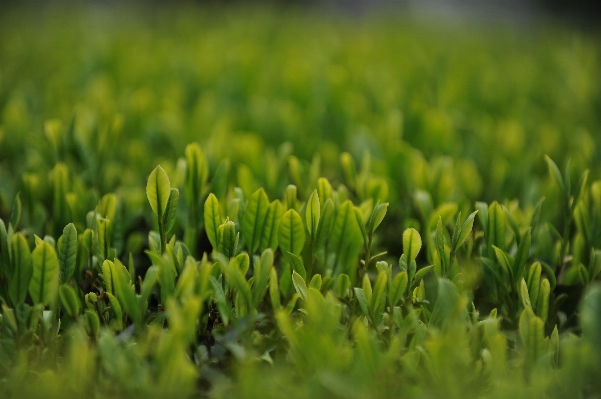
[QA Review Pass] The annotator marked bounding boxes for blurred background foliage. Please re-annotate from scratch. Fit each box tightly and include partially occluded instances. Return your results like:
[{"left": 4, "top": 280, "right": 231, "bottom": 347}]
[{"left": 1, "top": 4, "right": 600, "bottom": 233}]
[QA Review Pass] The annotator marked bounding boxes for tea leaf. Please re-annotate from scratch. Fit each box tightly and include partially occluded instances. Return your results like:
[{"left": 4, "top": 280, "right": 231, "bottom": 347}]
[
  {"left": 146, "top": 165, "right": 171, "bottom": 218},
  {"left": 204, "top": 193, "right": 222, "bottom": 249},
  {"left": 279, "top": 209, "right": 305, "bottom": 256},
  {"left": 305, "top": 189, "right": 320, "bottom": 238},
  {"left": 163, "top": 188, "right": 180, "bottom": 235},
  {"left": 8, "top": 233, "right": 32, "bottom": 306},
  {"left": 29, "top": 241, "right": 60, "bottom": 306},
  {"left": 58, "top": 223, "right": 78, "bottom": 283},
  {"left": 292, "top": 271, "right": 307, "bottom": 302},
  {"left": 242, "top": 188, "right": 270, "bottom": 254},
  {"left": 403, "top": 228, "right": 422, "bottom": 266}
]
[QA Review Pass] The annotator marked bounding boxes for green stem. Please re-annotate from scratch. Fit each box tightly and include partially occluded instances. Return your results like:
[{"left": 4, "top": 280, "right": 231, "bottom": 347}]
[
  {"left": 448, "top": 251, "right": 456, "bottom": 278},
  {"left": 362, "top": 232, "right": 374, "bottom": 281},
  {"left": 159, "top": 218, "right": 167, "bottom": 254}
]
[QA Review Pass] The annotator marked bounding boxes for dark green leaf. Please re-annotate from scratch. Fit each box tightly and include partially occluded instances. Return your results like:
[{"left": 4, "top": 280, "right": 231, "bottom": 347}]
[
  {"left": 58, "top": 223, "right": 78, "bottom": 283},
  {"left": 8, "top": 233, "right": 32, "bottom": 306},
  {"left": 29, "top": 241, "right": 60, "bottom": 306}
]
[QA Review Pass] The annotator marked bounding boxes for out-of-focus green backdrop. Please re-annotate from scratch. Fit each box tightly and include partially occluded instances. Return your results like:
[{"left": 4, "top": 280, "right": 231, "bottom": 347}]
[{"left": 0, "top": 4, "right": 600, "bottom": 232}]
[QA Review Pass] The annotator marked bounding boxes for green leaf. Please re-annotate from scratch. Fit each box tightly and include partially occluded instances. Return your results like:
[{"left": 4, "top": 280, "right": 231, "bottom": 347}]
[
  {"left": 536, "top": 278, "right": 550, "bottom": 323},
  {"left": 329, "top": 200, "right": 363, "bottom": 281},
  {"left": 317, "top": 178, "right": 334, "bottom": 208},
  {"left": 97, "top": 193, "right": 117, "bottom": 221},
  {"left": 453, "top": 211, "right": 478, "bottom": 253},
  {"left": 140, "top": 265, "right": 159, "bottom": 303},
  {"left": 371, "top": 271, "right": 388, "bottom": 319},
  {"left": 279, "top": 209, "right": 305, "bottom": 256},
  {"left": 580, "top": 285, "right": 601, "bottom": 356},
  {"left": 530, "top": 197, "right": 545, "bottom": 236},
  {"left": 403, "top": 228, "right": 422, "bottom": 265},
  {"left": 430, "top": 278, "right": 462, "bottom": 327},
  {"left": 435, "top": 217, "right": 447, "bottom": 275},
  {"left": 526, "top": 262, "right": 542, "bottom": 306},
  {"left": 158, "top": 255, "right": 175, "bottom": 306},
  {"left": 389, "top": 271, "right": 408, "bottom": 306},
  {"left": 59, "top": 284, "right": 81, "bottom": 319},
  {"left": 260, "top": 200, "right": 284, "bottom": 252},
  {"left": 519, "top": 308, "right": 545, "bottom": 371},
  {"left": 502, "top": 206, "right": 521, "bottom": 244},
  {"left": 475, "top": 201, "right": 489, "bottom": 234},
  {"left": 520, "top": 278, "right": 532, "bottom": 310},
  {"left": 29, "top": 241, "right": 60, "bottom": 306},
  {"left": 242, "top": 188, "right": 270, "bottom": 254},
  {"left": 488, "top": 202, "right": 506, "bottom": 255},
  {"left": 513, "top": 228, "right": 531, "bottom": 287},
  {"left": 305, "top": 189, "right": 320, "bottom": 238},
  {"left": 540, "top": 262, "right": 557, "bottom": 291},
  {"left": 106, "top": 292, "right": 123, "bottom": 330},
  {"left": 269, "top": 267, "right": 281, "bottom": 310},
  {"left": 58, "top": 223, "right": 78, "bottom": 283},
  {"left": 291, "top": 271, "right": 307, "bottom": 301},
  {"left": 204, "top": 193, "right": 221, "bottom": 249},
  {"left": 1, "top": 304, "right": 18, "bottom": 333},
  {"left": 287, "top": 252, "right": 306, "bottom": 281},
  {"left": 308, "top": 274, "right": 322, "bottom": 290},
  {"left": 335, "top": 274, "right": 351, "bottom": 299},
  {"left": 8, "top": 233, "right": 32, "bottom": 306},
  {"left": 217, "top": 221, "right": 238, "bottom": 258},
  {"left": 362, "top": 273, "right": 373, "bottom": 305},
  {"left": 252, "top": 249, "right": 273, "bottom": 307},
  {"left": 493, "top": 246, "right": 513, "bottom": 281},
  {"left": 112, "top": 259, "right": 140, "bottom": 325},
  {"left": 163, "top": 188, "right": 180, "bottom": 235},
  {"left": 96, "top": 217, "right": 111, "bottom": 262},
  {"left": 101, "top": 260, "right": 116, "bottom": 295},
  {"left": 411, "top": 265, "right": 434, "bottom": 289},
  {"left": 227, "top": 259, "right": 253, "bottom": 315},
  {"left": 368, "top": 202, "right": 388, "bottom": 234},
  {"left": 146, "top": 165, "right": 171, "bottom": 218},
  {"left": 175, "top": 258, "right": 198, "bottom": 300},
  {"left": 9, "top": 193, "right": 21, "bottom": 231},
  {"left": 0, "top": 220, "right": 10, "bottom": 279},
  {"left": 315, "top": 199, "right": 334, "bottom": 248},
  {"left": 545, "top": 155, "right": 566, "bottom": 195},
  {"left": 85, "top": 310, "right": 100, "bottom": 338},
  {"left": 354, "top": 207, "right": 368, "bottom": 248},
  {"left": 354, "top": 287, "right": 370, "bottom": 319},
  {"left": 285, "top": 184, "right": 297, "bottom": 210}
]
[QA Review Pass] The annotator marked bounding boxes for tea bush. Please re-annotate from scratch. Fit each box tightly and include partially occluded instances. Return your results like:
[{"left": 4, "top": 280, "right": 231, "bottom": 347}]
[{"left": 0, "top": 5, "right": 601, "bottom": 399}]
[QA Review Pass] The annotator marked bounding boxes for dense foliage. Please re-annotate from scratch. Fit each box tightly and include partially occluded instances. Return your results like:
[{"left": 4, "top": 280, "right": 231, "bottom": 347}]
[{"left": 1, "top": 5, "right": 601, "bottom": 399}]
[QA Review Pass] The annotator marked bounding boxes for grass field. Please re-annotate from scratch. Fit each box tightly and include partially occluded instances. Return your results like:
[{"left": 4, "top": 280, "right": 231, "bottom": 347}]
[{"left": 0, "top": 4, "right": 601, "bottom": 398}]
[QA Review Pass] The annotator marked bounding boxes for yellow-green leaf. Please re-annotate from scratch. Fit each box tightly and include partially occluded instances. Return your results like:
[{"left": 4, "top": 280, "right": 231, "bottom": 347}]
[
  {"left": 403, "top": 228, "right": 422, "bottom": 265},
  {"left": 146, "top": 165, "right": 171, "bottom": 218},
  {"left": 204, "top": 193, "right": 222, "bottom": 249},
  {"left": 279, "top": 209, "right": 305, "bottom": 256},
  {"left": 305, "top": 189, "right": 320, "bottom": 238}
]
